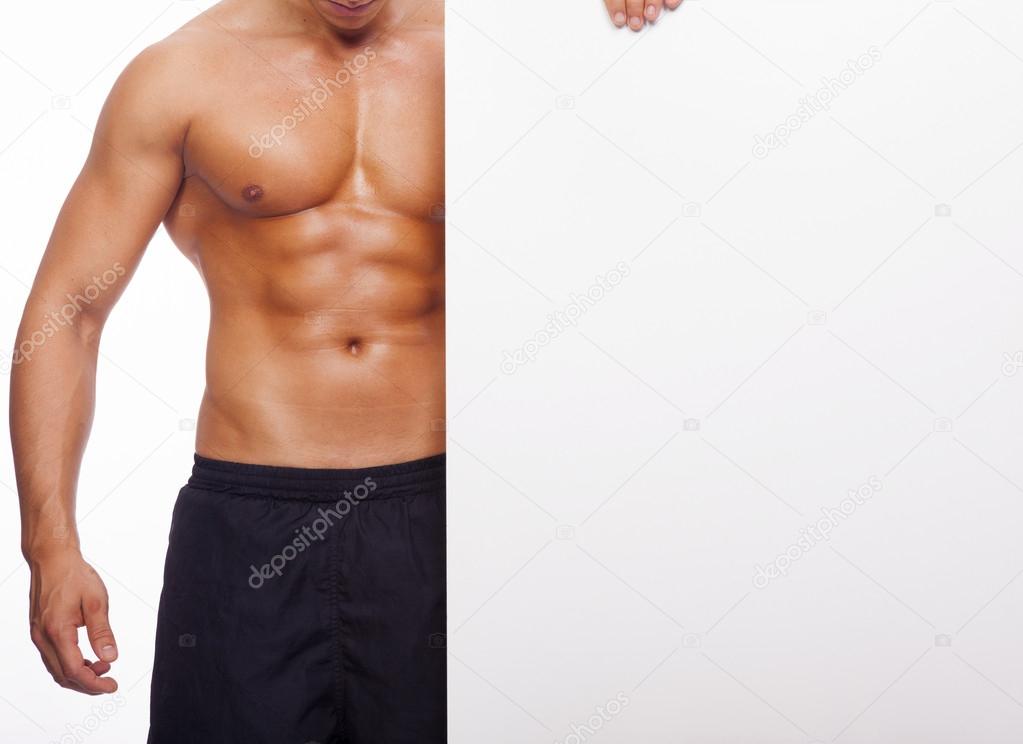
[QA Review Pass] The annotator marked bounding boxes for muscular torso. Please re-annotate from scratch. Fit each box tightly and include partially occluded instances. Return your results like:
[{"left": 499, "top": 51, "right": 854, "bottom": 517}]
[{"left": 162, "top": 1, "right": 444, "bottom": 468}]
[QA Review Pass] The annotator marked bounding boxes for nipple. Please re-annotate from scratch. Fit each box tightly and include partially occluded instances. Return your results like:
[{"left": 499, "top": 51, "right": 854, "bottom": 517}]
[{"left": 242, "top": 184, "right": 264, "bottom": 202}]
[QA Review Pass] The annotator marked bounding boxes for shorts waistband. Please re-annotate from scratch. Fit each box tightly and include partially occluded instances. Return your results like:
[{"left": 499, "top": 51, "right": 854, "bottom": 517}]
[{"left": 187, "top": 453, "right": 445, "bottom": 502}]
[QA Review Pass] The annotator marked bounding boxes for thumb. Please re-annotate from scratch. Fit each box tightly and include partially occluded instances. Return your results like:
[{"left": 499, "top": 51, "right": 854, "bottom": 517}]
[{"left": 83, "top": 593, "right": 118, "bottom": 663}]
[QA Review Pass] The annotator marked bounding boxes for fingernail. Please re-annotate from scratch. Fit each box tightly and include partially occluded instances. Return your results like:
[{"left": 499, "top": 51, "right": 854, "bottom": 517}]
[
  {"left": 629, "top": 16, "right": 644, "bottom": 30},
  {"left": 646, "top": 4, "right": 658, "bottom": 19},
  {"left": 100, "top": 645, "right": 117, "bottom": 662},
  {"left": 614, "top": 11, "right": 626, "bottom": 26}
]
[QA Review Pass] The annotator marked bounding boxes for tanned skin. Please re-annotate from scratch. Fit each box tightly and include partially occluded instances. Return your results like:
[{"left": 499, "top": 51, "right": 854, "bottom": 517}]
[
  {"left": 604, "top": 0, "right": 683, "bottom": 31},
  {"left": 11, "top": 0, "right": 442, "bottom": 696}
]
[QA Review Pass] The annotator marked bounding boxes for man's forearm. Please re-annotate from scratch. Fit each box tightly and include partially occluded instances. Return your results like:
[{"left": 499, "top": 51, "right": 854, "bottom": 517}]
[{"left": 11, "top": 299, "right": 102, "bottom": 561}]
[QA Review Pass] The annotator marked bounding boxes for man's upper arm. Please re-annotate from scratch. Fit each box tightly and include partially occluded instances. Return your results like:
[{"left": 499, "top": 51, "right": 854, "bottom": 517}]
[{"left": 27, "top": 41, "right": 192, "bottom": 328}]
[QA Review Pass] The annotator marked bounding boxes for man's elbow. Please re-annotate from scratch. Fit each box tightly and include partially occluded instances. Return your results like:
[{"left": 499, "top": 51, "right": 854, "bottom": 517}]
[{"left": 13, "top": 295, "right": 107, "bottom": 368}]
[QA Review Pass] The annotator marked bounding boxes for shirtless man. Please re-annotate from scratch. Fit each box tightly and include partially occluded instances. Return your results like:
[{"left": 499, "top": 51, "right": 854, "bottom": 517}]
[
  {"left": 12, "top": 0, "right": 444, "bottom": 741},
  {"left": 11, "top": 0, "right": 683, "bottom": 740}
]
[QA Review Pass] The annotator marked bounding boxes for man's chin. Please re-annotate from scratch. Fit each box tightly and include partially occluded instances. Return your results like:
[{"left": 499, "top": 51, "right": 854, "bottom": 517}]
[{"left": 314, "top": 0, "right": 385, "bottom": 31}]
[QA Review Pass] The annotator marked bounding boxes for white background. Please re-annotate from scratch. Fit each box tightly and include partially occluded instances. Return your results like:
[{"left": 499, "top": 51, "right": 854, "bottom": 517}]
[
  {"left": 0, "top": 1, "right": 1021, "bottom": 743},
  {"left": 447, "top": 1, "right": 1023, "bottom": 743}
]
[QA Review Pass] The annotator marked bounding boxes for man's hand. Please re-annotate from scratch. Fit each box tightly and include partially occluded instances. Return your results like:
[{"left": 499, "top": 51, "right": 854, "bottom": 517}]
[
  {"left": 604, "top": 0, "right": 683, "bottom": 31},
  {"left": 28, "top": 550, "right": 119, "bottom": 694}
]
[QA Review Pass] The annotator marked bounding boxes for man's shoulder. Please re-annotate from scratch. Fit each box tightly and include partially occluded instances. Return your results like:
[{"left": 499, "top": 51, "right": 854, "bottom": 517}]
[
  {"left": 131, "top": 15, "right": 236, "bottom": 84},
  {"left": 110, "top": 9, "right": 250, "bottom": 128},
  {"left": 112, "top": 31, "right": 207, "bottom": 107},
  {"left": 96, "top": 13, "right": 247, "bottom": 152}
]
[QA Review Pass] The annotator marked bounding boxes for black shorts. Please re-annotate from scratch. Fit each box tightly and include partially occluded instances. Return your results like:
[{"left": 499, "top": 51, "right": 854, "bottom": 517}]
[{"left": 148, "top": 454, "right": 446, "bottom": 744}]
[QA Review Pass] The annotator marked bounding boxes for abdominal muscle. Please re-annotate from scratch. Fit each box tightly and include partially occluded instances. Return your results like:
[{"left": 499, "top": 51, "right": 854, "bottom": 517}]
[{"left": 169, "top": 194, "right": 445, "bottom": 469}]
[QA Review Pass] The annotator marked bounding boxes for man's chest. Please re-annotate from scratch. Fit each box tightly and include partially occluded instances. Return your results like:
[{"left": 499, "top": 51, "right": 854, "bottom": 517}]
[{"left": 182, "top": 38, "right": 443, "bottom": 219}]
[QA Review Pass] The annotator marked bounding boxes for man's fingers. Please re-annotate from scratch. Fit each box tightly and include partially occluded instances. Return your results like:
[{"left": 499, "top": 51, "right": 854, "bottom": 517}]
[
  {"left": 85, "top": 658, "right": 112, "bottom": 677},
  {"left": 36, "top": 628, "right": 82, "bottom": 691},
  {"left": 611, "top": 0, "right": 679, "bottom": 30},
  {"left": 50, "top": 624, "right": 117, "bottom": 694},
  {"left": 83, "top": 593, "right": 118, "bottom": 663},
  {"left": 604, "top": 0, "right": 627, "bottom": 27},
  {"left": 31, "top": 627, "right": 64, "bottom": 682},
  {"left": 626, "top": 0, "right": 646, "bottom": 30},
  {"left": 49, "top": 623, "right": 85, "bottom": 681},
  {"left": 32, "top": 623, "right": 91, "bottom": 691}
]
